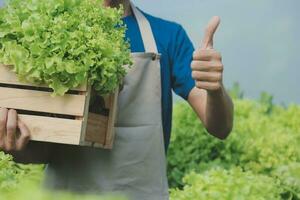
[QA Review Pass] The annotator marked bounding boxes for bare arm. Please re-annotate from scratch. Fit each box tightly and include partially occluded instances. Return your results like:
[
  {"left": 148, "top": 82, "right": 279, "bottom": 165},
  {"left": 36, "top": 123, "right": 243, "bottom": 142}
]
[
  {"left": 0, "top": 108, "right": 51, "bottom": 164},
  {"left": 188, "top": 86, "right": 233, "bottom": 139},
  {"left": 188, "top": 16, "right": 234, "bottom": 139}
]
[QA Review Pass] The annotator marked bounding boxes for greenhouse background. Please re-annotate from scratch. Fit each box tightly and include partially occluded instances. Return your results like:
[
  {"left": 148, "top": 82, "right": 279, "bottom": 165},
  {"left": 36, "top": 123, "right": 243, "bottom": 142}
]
[{"left": 0, "top": 0, "right": 299, "bottom": 200}]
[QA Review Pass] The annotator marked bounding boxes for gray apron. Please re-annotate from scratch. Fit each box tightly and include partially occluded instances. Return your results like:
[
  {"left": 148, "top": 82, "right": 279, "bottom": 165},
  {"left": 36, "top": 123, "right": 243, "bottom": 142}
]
[{"left": 44, "top": 3, "right": 169, "bottom": 200}]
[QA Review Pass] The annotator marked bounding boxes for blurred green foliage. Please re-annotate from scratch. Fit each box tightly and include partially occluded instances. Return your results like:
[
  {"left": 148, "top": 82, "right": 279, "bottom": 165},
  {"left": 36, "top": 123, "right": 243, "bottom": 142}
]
[
  {"left": 168, "top": 86, "right": 300, "bottom": 199},
  {"left": 0, "top": 152, "right": 126, "bottom": 200},
  {"left": 1, "top": 84, "right": 300, "bottom": 199},
  {"left": 170, "top": 167, "right": 282, "bottom": 200},
  {"left": 0, "top": 152, "right": 43, "bottom": 191}
]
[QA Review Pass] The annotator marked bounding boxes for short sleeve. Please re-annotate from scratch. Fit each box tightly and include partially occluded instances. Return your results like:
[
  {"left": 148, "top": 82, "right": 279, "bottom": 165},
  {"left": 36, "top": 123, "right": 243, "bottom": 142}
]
[{"left": 170, "top": 25, "right": 195, "bottom": 100}]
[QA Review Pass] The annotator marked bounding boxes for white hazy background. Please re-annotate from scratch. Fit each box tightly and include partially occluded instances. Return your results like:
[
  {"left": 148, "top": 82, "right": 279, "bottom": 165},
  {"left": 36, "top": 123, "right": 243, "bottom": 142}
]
[{"left": 1, "top": 0, "right": 299, "bottom": 104}]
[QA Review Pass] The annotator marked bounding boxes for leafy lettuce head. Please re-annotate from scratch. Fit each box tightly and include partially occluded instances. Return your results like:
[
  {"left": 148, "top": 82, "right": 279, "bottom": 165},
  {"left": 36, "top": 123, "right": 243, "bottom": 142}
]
[{"left": 0, "top": 0, "right": 131, "bottom": 95}]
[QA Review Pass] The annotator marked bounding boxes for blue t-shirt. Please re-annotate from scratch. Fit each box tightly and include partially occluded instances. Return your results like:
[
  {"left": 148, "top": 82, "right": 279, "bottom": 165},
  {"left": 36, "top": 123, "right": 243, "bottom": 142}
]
[{"left": 122, "top": 10, "right": 195, "bottom": 151}]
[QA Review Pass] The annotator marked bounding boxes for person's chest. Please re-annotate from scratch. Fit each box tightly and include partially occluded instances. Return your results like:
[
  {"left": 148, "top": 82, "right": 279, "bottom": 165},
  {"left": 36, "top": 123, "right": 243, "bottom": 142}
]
[{"left": 122, "top": 16, "right": 172, "bottom": 93}]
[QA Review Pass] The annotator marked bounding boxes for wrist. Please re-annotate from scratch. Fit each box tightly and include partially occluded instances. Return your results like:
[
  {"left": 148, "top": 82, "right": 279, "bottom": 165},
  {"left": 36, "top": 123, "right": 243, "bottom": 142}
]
[{"left": 207, "top": 83, "right": 225, "bottom": 98}]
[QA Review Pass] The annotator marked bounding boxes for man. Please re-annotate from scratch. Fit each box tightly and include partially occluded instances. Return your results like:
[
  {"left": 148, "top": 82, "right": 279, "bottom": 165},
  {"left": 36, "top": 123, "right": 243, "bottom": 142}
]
[{"left": 0, "top": 0, "right": 233, "bottom": 199}]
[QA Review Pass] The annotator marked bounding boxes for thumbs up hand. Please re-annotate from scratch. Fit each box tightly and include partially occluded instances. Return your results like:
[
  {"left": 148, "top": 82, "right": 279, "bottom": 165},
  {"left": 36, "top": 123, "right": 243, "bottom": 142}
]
[{"left": 191, "top": 16, "right": 224, "bottom": 93}]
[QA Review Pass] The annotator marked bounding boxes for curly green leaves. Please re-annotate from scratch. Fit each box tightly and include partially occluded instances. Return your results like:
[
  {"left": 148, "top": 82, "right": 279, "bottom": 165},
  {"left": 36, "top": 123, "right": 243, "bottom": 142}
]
[{"left": 0, "top": 0, "right": 131, "bottom": 96}]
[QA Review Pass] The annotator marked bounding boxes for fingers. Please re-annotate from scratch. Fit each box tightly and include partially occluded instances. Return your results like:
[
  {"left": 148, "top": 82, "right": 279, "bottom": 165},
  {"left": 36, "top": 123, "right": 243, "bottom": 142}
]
[
  {"left": 195, "top": 81, "right": 222, "bottom": 91},
  {"left": 192, "top": 71, "right": 222, "bottom": 82},
  {"left": 5, "top": 109, "right": 17, "bottom": 151},
  {"left": 16, "top": 119, "right": 31, "bottom": 151},
  {"left": 191, "top": 61, "right": 223, "bottom": 72},
  {"left": 193, "top": 49, "right": 222, "bottom": 61},
  {"left": 194, "top": 16, "right": 223, "bottom": 93},
  {"left": 0, "top": 108, "right": 31, "bottom": 151},
  {"left": 201, "top": 16, "right": 221, "bottom": 49},
  {"left": 191, "top": 49, "right": 223, "bottom": 92},
  {"left": 0, "top": 108, "right": 8, "bottom": 149}
]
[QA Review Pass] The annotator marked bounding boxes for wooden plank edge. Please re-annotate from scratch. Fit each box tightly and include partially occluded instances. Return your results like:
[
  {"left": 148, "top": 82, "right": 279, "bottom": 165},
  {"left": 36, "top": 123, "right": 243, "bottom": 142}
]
[
  {"left": 84, "top": 113, "right": 108, "bottom": 144},
  {"left": 19, "top": 114, "right": 82, "bottom": 145},
  {"left": 103, "top": 89, "right": 119, "bottom": 149},
  {"left": 79, "top": 85, "right": 93, "bottom": 146},
  {"left": 0, "top": 86, "right": 86, "bottom": 116}
]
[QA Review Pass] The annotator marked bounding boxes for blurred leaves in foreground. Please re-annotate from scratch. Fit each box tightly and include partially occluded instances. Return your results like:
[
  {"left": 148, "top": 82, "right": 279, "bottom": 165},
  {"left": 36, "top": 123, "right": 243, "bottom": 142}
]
[
  {"left": 0, "top": 152, "right": 126, "bottom": 200},
  {"left": 168, "top": 84, "right": 300, "bottom": 199}
]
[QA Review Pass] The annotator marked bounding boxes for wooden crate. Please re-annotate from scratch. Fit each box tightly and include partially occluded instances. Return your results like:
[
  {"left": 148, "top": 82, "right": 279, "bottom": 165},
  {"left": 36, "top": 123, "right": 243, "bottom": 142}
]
[{"left": 0, "top": 64, "right": 118, "bottom": 149}]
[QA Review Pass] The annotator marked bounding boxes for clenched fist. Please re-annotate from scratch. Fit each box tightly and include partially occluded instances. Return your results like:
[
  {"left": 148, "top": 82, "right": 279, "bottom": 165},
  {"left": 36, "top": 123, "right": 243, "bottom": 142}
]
[
  {"left": 0, "top": 108, "right": 30, "bottom": 151},
  {"left": 191, "top": 16, "right": 224, "bottom": 92}
]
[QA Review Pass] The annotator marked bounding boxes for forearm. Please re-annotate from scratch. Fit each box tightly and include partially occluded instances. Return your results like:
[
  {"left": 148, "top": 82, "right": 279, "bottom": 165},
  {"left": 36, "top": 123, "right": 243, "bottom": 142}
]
[
  {"left": 189, "top": 15, "right": 233, "bottom": 139},
  {"left": 204, "top": 85, "right": 233, "bottom": 139}
]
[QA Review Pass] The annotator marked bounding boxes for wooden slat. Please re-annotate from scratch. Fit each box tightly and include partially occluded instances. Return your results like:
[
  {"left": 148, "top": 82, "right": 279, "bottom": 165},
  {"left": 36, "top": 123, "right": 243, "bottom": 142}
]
[
  {"left": 0, "top": 64, "right": 87, "bottom": 91},
  {"left": 0, "top": 87, "right": 86, "bottom": 116},
  {"left": 78, "top": 86, "right": 92, "bottom": 146},
  {"left": 92, "top": 91, "right": 118, "bottom": 149},
  {"left": 19, "top": 114, "right": 82, "bottom": 145},
  {"left": 103, "top": 95, "right": 111, "bottom": 109},
  {"left": 85, "top": 113, "right": 108, "bottom": 144},
  {"left": 104, "top": 91, "right": 118, "bottom": 149}
]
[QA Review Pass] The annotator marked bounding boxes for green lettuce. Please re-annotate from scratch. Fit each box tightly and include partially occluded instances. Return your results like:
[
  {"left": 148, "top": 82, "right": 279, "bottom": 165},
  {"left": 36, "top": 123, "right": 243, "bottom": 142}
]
[
  {"left": 0, "top": 0, "right": 131, "bottom": 95},
  {"left": 170, "top": 167, "right": 282, "bottom": 200}
]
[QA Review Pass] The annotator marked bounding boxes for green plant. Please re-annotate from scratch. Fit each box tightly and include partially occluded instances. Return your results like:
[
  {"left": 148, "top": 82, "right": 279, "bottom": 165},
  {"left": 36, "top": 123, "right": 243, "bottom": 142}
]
[
  {"left": 0, "top": 152, "right": 126, "bottom": 200},
  {"left": 167, "top": 101, "right": 236, "bottom": 188},
  {"left": 0, "top": 0, "right": 131, "bottom": 95},
  {"left": 168, "top": 97, "right": 300, "bottom": 199},
  {"left": 0, "top": 152, "right": 43, "bottom": 191},
  {"left": 170, "top": 167, "right": 282, "bottom": 200},
  {"left": 0, "top": 184, "right": 127, "bottom": 200},
  {"left": 272, "top": 163, "right": 300, "bottom": 199}
]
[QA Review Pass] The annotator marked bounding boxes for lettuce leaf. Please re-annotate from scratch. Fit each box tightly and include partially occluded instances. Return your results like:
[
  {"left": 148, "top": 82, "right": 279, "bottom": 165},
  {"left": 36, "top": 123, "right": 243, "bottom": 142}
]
[{"left": 0, "top": 0, "right": 131, "bottom": 96}]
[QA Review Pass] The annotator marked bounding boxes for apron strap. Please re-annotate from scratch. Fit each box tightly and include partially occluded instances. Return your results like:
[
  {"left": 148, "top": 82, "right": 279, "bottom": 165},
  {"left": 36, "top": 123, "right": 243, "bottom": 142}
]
[{"left": 130, "top": 2, "right": 158, "bottom": 53}]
